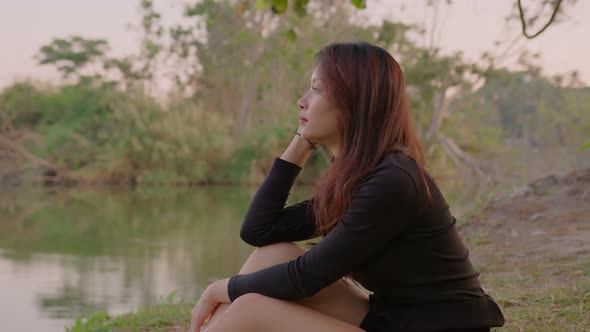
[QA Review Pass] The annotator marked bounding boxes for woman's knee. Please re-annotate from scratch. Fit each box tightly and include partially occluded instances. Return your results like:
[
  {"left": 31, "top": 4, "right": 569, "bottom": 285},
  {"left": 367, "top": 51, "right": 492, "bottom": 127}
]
[
  {"left": 221, "top": 294, "right": 267, "bottom": 323},
  {"left": 232, "top": 292, "right": 267, "bottom": 308},
  {"left": 202, "top": 295, "right": 264, "bottom": 332}
]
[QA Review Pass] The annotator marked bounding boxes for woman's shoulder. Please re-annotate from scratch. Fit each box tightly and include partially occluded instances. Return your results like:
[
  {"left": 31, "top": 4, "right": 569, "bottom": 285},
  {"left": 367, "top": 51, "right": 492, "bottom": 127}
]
[
  {"left": 374, "top": 151, "right": 423, "bottom": 184},
  {"left": 381, "top": 151, "right": 447, "bottom": 211},
  {"left": 354, "top": 152, "right": 421, "bottom": 198},
  {"left": 373, "top": 151, "right": 439, "bottom": 200}
]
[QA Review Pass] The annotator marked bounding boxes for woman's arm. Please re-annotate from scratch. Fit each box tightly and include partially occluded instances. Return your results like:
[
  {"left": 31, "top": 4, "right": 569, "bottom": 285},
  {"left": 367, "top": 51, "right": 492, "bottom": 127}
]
[
  {"left": 229, "top": 166, "right": 417, "bottom": 302},
  {"left": 239, "top": 133, "right": 317, "bottom": 247}
]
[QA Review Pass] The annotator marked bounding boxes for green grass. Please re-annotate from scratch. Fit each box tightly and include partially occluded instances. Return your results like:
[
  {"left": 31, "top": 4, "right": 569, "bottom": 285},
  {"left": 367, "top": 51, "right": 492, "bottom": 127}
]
[
  {"left": 66, "top": 303, "right": 193, "bottom": 332},
  {"left": 66, "top": 291, "right": 194, "bottom": 332}
]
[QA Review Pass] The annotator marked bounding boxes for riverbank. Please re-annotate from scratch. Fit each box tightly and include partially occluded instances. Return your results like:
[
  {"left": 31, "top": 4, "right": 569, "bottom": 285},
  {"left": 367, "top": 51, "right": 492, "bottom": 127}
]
[{"left": 65, "top": 167, "right": 590, "bottom": 331}]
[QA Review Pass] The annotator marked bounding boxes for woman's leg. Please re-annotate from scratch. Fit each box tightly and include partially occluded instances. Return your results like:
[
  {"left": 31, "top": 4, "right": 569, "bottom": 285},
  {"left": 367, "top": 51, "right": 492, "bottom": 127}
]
[
  {"left": 204, "top": 292, "right": 366, "bottom": 332},
  {"left": 202, "top": 242, "right": 369, "bottom": 330}
]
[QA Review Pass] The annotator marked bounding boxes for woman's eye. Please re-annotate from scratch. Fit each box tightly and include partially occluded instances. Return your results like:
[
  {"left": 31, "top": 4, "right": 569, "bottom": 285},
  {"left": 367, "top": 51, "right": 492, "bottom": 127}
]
[{"left": 311, "top": 86, "right": 319, "bottom": 91}]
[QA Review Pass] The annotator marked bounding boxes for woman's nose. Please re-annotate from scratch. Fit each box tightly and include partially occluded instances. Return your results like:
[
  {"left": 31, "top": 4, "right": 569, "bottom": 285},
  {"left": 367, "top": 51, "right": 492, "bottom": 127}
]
[{"left": 297, "top": 97, "right": 306, "bottom": 110}]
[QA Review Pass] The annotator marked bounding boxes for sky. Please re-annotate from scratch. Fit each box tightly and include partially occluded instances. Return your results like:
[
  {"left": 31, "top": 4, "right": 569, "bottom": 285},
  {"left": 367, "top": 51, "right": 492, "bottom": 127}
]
[{"left": 1, "top": 0, "right": 589, "bottom": 93}]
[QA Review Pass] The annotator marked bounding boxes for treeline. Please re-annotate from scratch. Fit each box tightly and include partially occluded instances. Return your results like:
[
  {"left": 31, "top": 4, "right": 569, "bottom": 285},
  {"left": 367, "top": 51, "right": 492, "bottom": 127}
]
[{"left": 0, "top": 0, "right": 588, "bottom": 186}]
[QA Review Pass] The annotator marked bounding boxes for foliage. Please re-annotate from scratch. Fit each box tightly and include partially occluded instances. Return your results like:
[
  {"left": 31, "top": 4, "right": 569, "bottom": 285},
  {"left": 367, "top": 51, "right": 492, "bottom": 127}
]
[
  {"left": 472, "top": 70, "right": 590, "bottom": 147},
  {"left": 36, "top": 36, "right": 109, "bottom": 81},
  {"left": 104, "top": 93, "right": 233, "bottom": 183},
  {"left": 0, "top": 81, "right": 46, "bottom": 127},
  {"left": 1, "top": 0, "right": 589, "bottom": 186}
]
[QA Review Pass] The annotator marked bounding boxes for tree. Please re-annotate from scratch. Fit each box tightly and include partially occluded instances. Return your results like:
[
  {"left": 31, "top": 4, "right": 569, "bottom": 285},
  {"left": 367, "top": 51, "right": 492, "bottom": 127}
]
[
  {"left": 167, "top": 0, "right": 377, "bottom": 135},
  {"left": 137, "top": 0, "right": 165, "bottom": 95},
  {"left": 104, "top": 0, "right": 165, "bottom": 94},
  {"left": 36, "top": 36, "right": 109, "bottom": 82}
]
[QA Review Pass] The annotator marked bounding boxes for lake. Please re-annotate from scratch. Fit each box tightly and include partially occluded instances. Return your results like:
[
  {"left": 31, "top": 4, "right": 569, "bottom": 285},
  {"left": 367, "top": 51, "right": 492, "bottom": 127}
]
[{"left": 0, "top": 177, "right": 485, "bottom": 331}]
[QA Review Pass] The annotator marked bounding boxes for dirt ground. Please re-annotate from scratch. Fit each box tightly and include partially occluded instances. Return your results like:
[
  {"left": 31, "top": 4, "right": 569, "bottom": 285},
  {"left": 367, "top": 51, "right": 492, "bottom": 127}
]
[
  {"left": 461, "top": 167, "right": 590, "bottom": 273},
  {"left": 459, "top": 167, "right": 590, "bottom": 330}
]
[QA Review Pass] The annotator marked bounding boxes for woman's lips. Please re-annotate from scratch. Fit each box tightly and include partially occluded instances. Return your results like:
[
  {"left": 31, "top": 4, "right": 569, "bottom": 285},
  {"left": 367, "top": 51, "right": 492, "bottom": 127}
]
[{"left": 299, "top": 117, "right": 308, "bottom": 123}]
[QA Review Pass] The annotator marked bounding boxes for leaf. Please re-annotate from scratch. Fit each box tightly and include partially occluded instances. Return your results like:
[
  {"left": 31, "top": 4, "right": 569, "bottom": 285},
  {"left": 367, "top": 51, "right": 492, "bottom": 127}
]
[
  {"left": 184, "top": 3, "right": 207, "bottom": 16},
  {"left": 271, "top": 0, "right": 288, "bottom": 14},
  {"left": 255, "top": 0, "right": 272, "bottom": 10},
  {"left": 351, "top": 0, "right": 366, "bottom": 9},
  {"left": 293, "top": 0, "right": 309, "bottom": 16},
  {"left": 284, "top": 29, "right": 297, "bottom": 42},
  {"left": 165, "top": 291, "right": 177, "bottom": 304},
  {"left": 581, "top": 141, "right": 590, "bottom": 151}
]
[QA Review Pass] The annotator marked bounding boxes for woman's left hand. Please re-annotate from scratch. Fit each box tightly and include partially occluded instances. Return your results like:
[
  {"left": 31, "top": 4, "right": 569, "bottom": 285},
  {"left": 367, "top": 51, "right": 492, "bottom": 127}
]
[{"left": 189, "top": 278, "right": 231, "bottom": 332}]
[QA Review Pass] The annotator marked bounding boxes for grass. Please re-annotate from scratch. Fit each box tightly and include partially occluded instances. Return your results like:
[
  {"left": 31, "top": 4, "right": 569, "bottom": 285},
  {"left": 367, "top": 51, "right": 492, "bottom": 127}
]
[
  {"left": 481, "top": 248, "right": 590, "bottom": 331},
  {"left": 66, "top": 292, "right": 193, "bottom": 332},
  {"left": 490, "top": 281, "right": 590, "bottom": 331},
  {"left": 66, "top": 303, "right": 193, "bottom": 332}
]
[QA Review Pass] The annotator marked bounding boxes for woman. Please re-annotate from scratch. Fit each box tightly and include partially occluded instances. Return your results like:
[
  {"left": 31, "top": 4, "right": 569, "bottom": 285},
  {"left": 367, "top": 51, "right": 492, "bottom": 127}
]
[{"left": 190, "top": 42, "right": 505, "bottom": 332}]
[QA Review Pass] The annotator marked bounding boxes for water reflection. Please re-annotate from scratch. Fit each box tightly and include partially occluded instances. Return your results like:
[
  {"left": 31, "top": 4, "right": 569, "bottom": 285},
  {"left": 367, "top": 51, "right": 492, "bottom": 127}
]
[
  {"left": 0, "top": 177, "right": 479, "bottom": 332},
  {"left": 0, "top": 185, "right": 264, "bottom": 331}
]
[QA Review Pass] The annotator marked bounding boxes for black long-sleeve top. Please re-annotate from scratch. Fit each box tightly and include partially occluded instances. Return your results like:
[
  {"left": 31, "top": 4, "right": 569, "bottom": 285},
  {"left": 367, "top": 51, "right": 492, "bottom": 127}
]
[{"left": 227, "top": 152, "right": 504, "bottom": 328}]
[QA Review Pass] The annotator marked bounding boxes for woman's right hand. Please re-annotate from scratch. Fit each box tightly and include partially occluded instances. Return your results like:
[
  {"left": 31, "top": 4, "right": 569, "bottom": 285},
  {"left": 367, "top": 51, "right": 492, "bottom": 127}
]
[{"left": 280, "top": 129, "right": 315, "bottom": 168}]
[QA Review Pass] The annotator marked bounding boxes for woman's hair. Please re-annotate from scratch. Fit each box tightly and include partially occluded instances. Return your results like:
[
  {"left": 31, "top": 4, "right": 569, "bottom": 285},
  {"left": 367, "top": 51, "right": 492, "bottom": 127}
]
[{"left": 309, "top": 41, "right": 431, "bottom": 237}]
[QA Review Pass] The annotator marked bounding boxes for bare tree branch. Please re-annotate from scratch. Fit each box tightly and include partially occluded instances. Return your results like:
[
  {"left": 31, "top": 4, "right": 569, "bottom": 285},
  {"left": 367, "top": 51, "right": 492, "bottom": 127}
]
[{"left": 518, "top": 0, "right": 563, "bottom": 39}]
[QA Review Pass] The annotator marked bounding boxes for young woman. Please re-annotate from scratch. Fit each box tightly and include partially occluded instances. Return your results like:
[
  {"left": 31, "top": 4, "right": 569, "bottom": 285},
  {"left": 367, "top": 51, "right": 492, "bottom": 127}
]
[{"left": 190, "top": 42, "right": 505, "bottom": 332}]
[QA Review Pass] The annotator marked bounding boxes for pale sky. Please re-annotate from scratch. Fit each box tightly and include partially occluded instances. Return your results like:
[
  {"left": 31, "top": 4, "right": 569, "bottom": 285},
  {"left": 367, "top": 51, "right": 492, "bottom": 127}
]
[{"left": 1, "top": 0, "right": 589, "bottom": 93}]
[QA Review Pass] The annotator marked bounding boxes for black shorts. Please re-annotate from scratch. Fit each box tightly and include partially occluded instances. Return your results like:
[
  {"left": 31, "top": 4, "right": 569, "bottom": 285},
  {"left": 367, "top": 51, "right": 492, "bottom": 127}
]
[{"left": 359, "top": 293, "right": 493, "bottom": 332}]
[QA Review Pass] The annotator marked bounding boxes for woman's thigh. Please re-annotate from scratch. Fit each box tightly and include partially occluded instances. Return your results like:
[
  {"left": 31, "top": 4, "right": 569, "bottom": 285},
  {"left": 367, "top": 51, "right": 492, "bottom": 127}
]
[
  {"left": 206, "top": 293, "right": 366, "bottom": 332},
  {"left": 293, "top": 271, "right": 370, "bottom": 327},
  {"left": 207, "top": 242, "right": 370, "bottom": 328}
]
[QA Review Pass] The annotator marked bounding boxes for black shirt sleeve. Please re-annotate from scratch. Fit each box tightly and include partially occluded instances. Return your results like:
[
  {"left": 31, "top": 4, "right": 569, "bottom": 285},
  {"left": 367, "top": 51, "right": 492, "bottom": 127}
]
[
  {"left": 239, "top": 157, "right": 317, "bottom": 247},
  {"left": 228, "top": 163, "right": 417, "bottom": 302}
]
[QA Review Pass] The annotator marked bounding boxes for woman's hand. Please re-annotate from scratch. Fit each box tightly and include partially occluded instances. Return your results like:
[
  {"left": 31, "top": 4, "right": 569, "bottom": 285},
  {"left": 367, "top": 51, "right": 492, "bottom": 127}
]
[
  {"left": 189, "top": 278, "right": 231, "bottom": 332},
  {"left": 281, "top": 128, "right": 315, "bottom": 167}
]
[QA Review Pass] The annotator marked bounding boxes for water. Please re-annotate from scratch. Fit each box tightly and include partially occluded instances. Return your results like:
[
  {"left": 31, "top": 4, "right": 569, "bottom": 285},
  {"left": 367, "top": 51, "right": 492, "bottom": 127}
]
[{"left": 0, "top": 177, "right": 483, "bottom": 332}]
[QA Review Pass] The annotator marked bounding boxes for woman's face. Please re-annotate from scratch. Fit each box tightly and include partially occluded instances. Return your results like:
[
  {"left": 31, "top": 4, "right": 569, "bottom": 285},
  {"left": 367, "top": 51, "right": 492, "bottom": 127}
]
[{"left": 297, "top": 66, "right": 340, "bottom": 149}]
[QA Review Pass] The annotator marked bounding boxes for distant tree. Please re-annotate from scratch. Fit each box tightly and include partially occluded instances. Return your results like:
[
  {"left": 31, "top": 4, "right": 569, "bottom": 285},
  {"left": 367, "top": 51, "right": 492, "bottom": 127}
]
[
  {"left": 102, "top": 0, "right": 165, "bottom": 94},
  {"left": 137, "top": 0, "right": 165, "bottom": 95},
  {"left": 36, "top": 36, "right": 109, "bottom": 82}
]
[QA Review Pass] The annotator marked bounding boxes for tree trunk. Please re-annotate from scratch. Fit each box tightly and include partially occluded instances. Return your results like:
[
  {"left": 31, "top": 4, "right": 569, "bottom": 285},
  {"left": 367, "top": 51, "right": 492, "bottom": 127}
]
[
  {"left": 237, "top": 73, "right": 259, "bottom": 135},
  {"left": 438, "top": 135, "right": 489, "bottom": 182},
  {"left": 424, "top": 87, "right": 449, "bottom": 150}
]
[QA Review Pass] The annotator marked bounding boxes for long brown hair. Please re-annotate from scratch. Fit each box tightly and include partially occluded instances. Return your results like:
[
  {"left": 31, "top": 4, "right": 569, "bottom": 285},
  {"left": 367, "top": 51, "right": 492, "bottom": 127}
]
[{"left": 309, "top": 42, "right": 431, "bottom": 238}]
